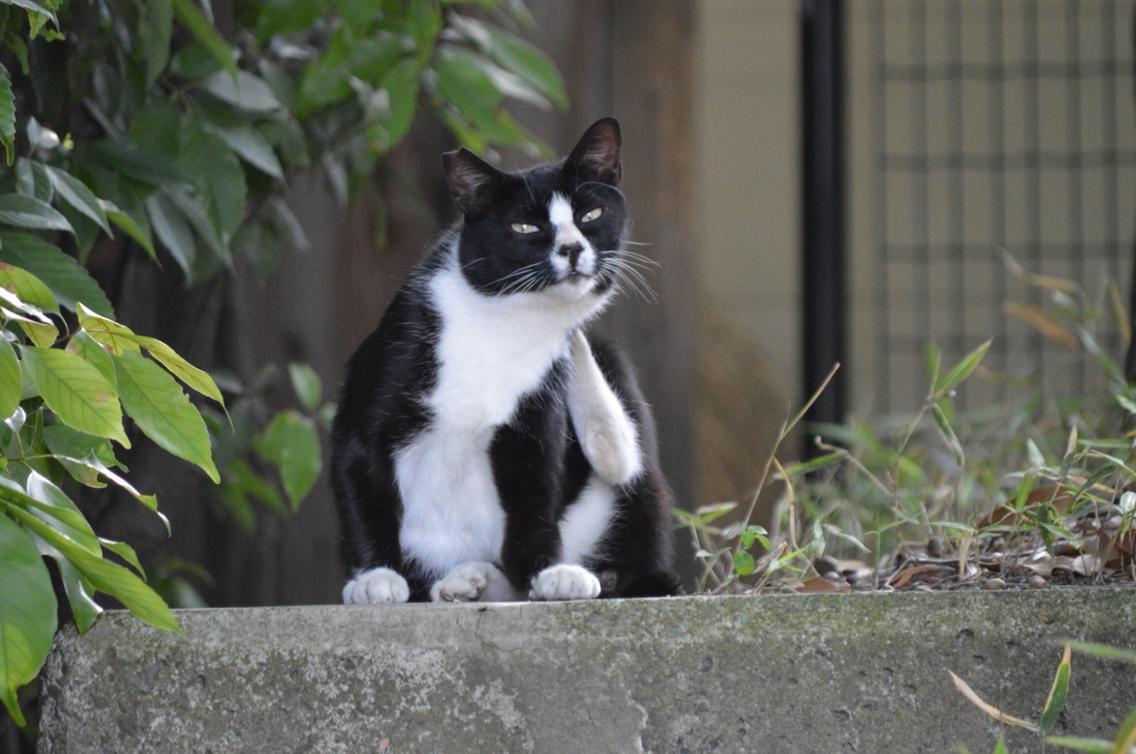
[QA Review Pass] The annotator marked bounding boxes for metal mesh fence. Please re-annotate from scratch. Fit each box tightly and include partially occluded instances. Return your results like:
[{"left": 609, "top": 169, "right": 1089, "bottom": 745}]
[{"left": 865, "top": 0, "right": 1135, "bottom": 413}]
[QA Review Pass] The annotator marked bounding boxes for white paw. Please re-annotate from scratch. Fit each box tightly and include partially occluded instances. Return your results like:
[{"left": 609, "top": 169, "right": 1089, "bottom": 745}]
[
  {"left": 430, "top": 561, "right": 495, "bottom": 602},
  {"left": 583, "top": 419, "right": 642, "bottom": 487},
  {"left": 528, "top": 564, "right": 602, "bottom": 601},
  {"left": 342, "top": 567, "right": 410, "bottom": 604}
]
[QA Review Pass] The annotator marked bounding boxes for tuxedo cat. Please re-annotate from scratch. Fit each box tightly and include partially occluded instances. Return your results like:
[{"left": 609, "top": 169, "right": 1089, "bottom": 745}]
[{"left": 331, "top": 118, "right": 676, "bottom": 603}]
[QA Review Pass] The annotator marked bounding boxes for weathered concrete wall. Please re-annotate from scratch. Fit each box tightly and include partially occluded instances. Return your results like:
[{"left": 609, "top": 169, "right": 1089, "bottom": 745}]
[{"left": 38, "top": 589, "right": 1136, "bottom": 754}]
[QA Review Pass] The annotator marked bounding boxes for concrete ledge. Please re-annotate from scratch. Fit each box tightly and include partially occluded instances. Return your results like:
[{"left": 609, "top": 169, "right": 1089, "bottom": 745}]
[{"left": 38, "top": 589, "right": 1136, "bottom": 753}]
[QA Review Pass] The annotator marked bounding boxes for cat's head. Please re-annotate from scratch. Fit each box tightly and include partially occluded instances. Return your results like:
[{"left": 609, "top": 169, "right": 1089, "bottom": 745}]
[{"left": 442, "top": 118, "right": 631, "bottom": 302}]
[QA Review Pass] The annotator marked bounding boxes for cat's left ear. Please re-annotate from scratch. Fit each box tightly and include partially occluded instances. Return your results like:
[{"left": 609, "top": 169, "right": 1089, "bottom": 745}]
[
  {"left": 566, "top": 117, "right": 622, "bottom": 186},
  {"left": 443, "top": 148, "right": 505, "bottom": 215}
]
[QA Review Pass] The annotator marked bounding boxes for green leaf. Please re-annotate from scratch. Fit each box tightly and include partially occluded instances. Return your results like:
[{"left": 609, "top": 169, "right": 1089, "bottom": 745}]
[
  {"left": 0, "top": 0, "right": 57, "bottom": 28},
  {"left": 0, "top": 511, "right": 56, "bottom": 727},
  {"left": 287, "top": 362, "right": 321, "bottom": 411},
  {"left": 934, "top": 338, "right": 991, "bottom": 395},
  {"left": 76, "top": 304, "right": 222, "bottom": 407},
  {"left": 179, "top": 117, "right": 246, "bottom": 246},
  {"left": 15, "top": 158, "right": 52, "bottom": 203},
  {"left": 172, "top": 0, "right": 235, "bottom": 75},
  {"left": 10, "top": 503, "right": 177, "bottom": 632},
  {"left": 89, "top": 140, "right": 189, "bottom": 188},
  {"left": 0, "top": 338, "right": 17, "bottom": 419},
  {"left": 740, "top": 525, "right": 768, "bottom": 550},
  {"left": 693, "top": 501, "right": 736, "bottom": 524},
  {"left": 21, "top": 472, "right": 100, "bottom": 556},
  {"left": 69, "top": 324, "right": 127, "bottom": 383},
  {"left": 21, "top": 346, "right": 128, "bottom": 446},
  {"left": 200, "top": 70, "right": 282, "bottom": 113},
  {"left": 372, "top": 57, "right": 421, "bottom": 151},
  {"left": 145, "top": 190, "right": 196, "bottom": 279},
  {"left": 0, "top": 263, "right": 59, "bottom": 314},
  {"left": 1040, "top": 644, "right": 1071, "bottom": 733},
  {"left": 1067, "top": 641, "right": 1136, "bottom": 665},
  {"left": 0, "top": 232, "right": 115, "bottom": 317},
  {"left": 0, "top": 63, "right": 14, "bottom": 165},
  {"left": 102, "top": 200, "right": 157, "bottom": 259},
  {"left": 46, "top": 167, "right": 111, "bottom": 235},
  {"left": 255, "top": 0, "right": 325, "bottom": 40},
  {"left": 1110, "top": 708, "right": 1136, "bottom": 754},
  {"left": 99, "top": 537, "right": 144, "bottom": 576},
  {"left": 53, "top": 554, "right": 101, "bottom": 634},
  {"left": 200, "top": 118, "right": 283, "bottom": 179},
  {"left": 450, "top": 16, "right": 568, "bottom": 108},
  {"left": 992, "top": 738, "right": 1008, "bottom": 754},
  {"left": 1043, "top": 736, "right": 1113, "bottom": 754},
  {"left": 435, "top": 46, "right": 503, "bottom": 122},
  {"left": 407, "top": 0, "right": 441, "bottom": 50},
  {"left": 42, "top": 421, "right": 117, "bottom": 487},
  {"left": 255, "top": 409, "right": 320, "bottom": 509},
  {"left": 137, "top": 0, "right": 174, "bottom": 86},
  {"left": 732, "top": 550, "right": 755, "bottom": 576},
  {"left": 0, "top": 193, "right": 73, "bottom": 233},
  {"left": 115, "top": 351, "right": 219, "bottom": 483},
  {"left": 2, "top": 304, "right": 57, "bottom": 347},
  {"left": 780, "top": 451, "right": 843, "bottom": 479},
  {"left": 140, "top": 336, "right": 224, "bottom": 406}
]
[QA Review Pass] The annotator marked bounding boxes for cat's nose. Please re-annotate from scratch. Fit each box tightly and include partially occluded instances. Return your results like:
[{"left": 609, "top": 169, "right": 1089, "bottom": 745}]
[{"left": 556, "top": 243, "right": 584, "bottom": 268}]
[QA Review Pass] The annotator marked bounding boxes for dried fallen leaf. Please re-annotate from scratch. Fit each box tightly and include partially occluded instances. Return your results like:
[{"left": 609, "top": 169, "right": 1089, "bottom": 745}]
[
  {"left": 888, "top": 564, "right": 952, "bottom": 589},
  {"left": 800, "top": 576, "right": 849, "bottom": 593},
  {"left": 948, "top": 671, "right": 1040, "bottom": 732}
]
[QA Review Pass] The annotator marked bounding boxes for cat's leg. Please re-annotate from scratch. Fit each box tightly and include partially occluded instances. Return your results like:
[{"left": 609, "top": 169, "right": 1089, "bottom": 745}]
[
  {"left": 492, "top": 371, "right": 602, "bottom": 601},
  {"left": 574, "top": 339, "right": 679, "bottom": 598},
  {"left": 331, "top": 437, "right": 423, "bottom": 604},
  {"left": 567, "top": 330, "right": 643, "bottom": 487},
  {"left": 429, "top": 561, "right": 517, "bottom": 602}
]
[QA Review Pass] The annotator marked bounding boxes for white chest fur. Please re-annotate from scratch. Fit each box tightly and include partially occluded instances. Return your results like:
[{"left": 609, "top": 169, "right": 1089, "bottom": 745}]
[{"left": 394, "top": 258, "right": 604, "bottom": 578}]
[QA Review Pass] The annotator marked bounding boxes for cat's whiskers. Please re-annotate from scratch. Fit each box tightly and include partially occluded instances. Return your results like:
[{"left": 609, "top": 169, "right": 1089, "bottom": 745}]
[{"left": 602, "top": 257, "right": 656, "bottom": 302}]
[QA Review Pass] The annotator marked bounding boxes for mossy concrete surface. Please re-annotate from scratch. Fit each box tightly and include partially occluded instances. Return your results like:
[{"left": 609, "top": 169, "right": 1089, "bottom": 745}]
[{"left": 38, "top": 588, "right": 1136, "bottom": 753}]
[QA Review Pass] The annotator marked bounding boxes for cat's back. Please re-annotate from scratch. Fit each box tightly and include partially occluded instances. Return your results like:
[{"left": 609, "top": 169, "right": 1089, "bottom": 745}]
[{"left": 332, "top": 238, "right": 452, "bottom": 442}]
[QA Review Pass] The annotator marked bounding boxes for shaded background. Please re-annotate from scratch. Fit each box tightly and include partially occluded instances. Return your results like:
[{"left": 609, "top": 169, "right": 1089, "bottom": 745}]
[{"left": 122, "top": 0, "right": 1134, "bottom": 606}]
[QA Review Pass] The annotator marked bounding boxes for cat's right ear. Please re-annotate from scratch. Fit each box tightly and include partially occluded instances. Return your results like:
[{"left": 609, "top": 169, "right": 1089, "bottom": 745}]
[{"left": 442, "top": 148, "right": 503, "bottom": 216}]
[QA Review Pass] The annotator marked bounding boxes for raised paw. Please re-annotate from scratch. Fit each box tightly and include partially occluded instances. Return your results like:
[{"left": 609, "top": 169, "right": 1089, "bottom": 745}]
[
  {"left": 342, "top": 567, "right": 410, "bottom": 605},
  {"left": 583, "top": 419, "right": 641, "bottom": 487},
  {"left": 528, "top": 564, "right": 602, "bottom": 601}
]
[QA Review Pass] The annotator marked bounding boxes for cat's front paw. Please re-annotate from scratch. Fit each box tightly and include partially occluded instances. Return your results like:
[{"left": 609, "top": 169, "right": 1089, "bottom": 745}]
[
  {"left": 583, "top": 419, "right": 642, "bottom": 487},
  {"left": 528, "top": 564, "right": 602, "bottom": 601},
  {"left": 430, "top": 561, "right": 494, "bottom": 602},
  {"left": 342, "top": 567, "right": 410, "bottom": 604}
]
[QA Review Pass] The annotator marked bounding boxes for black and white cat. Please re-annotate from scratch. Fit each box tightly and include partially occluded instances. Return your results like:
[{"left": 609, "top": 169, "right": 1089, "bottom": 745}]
[{"left": 330, "top": 118, "right": 676, "bottom": 604}]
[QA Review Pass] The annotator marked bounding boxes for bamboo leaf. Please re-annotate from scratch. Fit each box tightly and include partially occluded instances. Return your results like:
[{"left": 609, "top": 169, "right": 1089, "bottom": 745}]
[
  {"left": 935, "top": 339, "right": 992, "bottom": 395},
  {"left": 948, "top": 670, "right": 1039, "bottom": 732},
  {"left": 1040, "top": 643, "right": 1072, "bottom": 733}
]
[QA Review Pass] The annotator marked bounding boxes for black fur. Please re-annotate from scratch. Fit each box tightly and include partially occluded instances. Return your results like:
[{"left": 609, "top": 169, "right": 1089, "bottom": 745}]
[{"left": 330, "top": 118, "right": 676, "bottom": 601}]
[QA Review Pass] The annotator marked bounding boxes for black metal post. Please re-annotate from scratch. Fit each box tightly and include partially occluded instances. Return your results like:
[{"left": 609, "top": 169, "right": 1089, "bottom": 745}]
[{"left": 800, "top": 0, "right": 846, "bottom": 453}]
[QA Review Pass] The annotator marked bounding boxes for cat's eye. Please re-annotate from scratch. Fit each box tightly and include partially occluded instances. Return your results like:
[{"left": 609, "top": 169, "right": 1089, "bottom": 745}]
[
  {"left": 510, "top": 222, "right": 540, "bottom": 235},
  {"left": 580, "top": 207, "right": 603, "bottom": 223}
]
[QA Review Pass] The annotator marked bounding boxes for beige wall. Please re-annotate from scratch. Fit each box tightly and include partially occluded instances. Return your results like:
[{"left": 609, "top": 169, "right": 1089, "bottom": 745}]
[
  {"left": 697, "top": 1, "right": 1135, "bottom": 426},
  {"left": 696, "top": 0, "right": 801, "bottom": 399}
]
